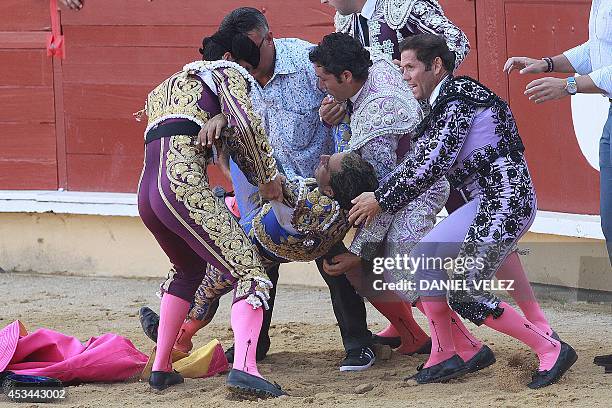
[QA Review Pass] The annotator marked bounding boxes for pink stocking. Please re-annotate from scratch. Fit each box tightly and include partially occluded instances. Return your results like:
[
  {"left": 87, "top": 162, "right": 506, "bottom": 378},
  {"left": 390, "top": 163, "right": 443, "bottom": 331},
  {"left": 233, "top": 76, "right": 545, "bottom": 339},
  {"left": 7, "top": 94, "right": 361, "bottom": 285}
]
[
  {"left": 371, "top": 298, "right": 429, "bottom": 354},
  {"left": 231, "top": 299, "right": 264, "bottom": 378},
  {"left": 174, "top": 318, "right": 207, "bottom": 353},
  {"left": 421, "top": 297, "right": 456, "bottom": 368},
  {"left": 497, "top": 252, "right": 553, "bottom": 336},
  {"left": 450, "top": 312, "right": 482, "bottom": 362},
  {"left": 152, "top": 293, "right": 190, "bottom": 372},
  {"left": 483, "top": 302, "right": 560, "bottom": 371}
]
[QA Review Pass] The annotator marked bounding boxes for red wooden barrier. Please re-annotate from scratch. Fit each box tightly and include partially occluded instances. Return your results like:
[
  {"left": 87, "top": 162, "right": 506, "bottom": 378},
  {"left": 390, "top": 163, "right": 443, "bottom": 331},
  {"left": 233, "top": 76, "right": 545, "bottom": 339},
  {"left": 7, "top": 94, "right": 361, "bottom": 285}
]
[{"left": 0, "top": 0, "right": 598, "bottom": 216}]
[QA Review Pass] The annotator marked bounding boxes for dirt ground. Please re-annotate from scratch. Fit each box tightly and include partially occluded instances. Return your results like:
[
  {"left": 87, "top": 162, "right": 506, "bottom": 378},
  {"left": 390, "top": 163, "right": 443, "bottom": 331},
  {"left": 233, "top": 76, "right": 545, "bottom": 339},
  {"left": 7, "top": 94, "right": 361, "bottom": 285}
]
[{"left": 1, "top": 271, "right": 611, "bottom": 408}]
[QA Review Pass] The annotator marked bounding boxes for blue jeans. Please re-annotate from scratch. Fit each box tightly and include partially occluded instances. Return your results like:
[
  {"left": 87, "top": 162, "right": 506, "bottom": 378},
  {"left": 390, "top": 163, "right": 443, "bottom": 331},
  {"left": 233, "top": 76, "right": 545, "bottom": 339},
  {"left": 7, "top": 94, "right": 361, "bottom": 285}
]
[{"left": 600, "top": 103, "right": 612, "bottom": 265}]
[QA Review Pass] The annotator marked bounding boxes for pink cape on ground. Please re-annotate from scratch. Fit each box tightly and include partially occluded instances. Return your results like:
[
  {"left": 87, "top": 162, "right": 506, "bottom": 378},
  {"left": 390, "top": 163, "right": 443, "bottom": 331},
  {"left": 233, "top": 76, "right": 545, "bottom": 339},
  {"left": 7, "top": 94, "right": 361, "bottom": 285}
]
[{"left": 2, "top": 321, "right": 148, "bottom": 383}]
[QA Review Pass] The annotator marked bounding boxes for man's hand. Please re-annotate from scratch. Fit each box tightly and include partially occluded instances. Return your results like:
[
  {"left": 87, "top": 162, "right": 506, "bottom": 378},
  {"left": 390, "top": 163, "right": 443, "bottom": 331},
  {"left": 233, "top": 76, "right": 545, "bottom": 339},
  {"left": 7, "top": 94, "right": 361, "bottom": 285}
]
[
  {"left": 59, "top": 0, "right": 84, "bottom": 10},
  {"left": 525, "top": 77, "right": 568, "bottom": 103},
  {"left": 323, "top": 252, "right": 362, "bottom": 277},
  {"left": 348, "top": 192, "right": 381, "bottom": 226},
  {"left": 319, "top": 96, "right": 346, "bottom": 126},
  {"left": 197, "top": 113, "right": 228, "bottom": 149},
  {"left": 503, "top": 57, "right": 547, "bottom": 75},
  {"left": 258, "top": 177, "right": 283, "bottom": 202}
]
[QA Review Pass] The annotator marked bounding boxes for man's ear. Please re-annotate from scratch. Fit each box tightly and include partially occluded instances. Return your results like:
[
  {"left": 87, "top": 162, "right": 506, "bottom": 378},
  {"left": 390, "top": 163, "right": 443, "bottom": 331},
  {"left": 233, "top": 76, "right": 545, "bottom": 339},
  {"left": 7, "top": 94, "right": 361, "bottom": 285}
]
[
  {"left": 222, "top": 51, "right": 233, "bottom": 61},
  {"left": 323, "top": 185, "right": 334, "bottom": 197},
  {"left": 342, "top": 70, "right": 353, "bottom": 83},
  {"left": 433, "top": 56, "right": 444, "bottom": 75},
  {"left": 265, "top": 30, "right": 274, "bottom": 45}
]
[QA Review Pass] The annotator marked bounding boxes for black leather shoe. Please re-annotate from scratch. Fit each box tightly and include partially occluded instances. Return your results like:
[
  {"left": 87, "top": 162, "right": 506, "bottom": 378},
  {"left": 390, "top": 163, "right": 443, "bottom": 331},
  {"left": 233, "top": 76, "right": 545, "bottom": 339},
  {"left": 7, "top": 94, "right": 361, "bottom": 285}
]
[
  {"left": 226, "top": 369, "right": 286, "bottom": 398},
  {"left": 225, "top": 344, "right": 269, "bottom": 364},
  {"left": 139, "top": 307, "right": 160, "bottom": 343},
  {"left": 413, "top": 355, "right": 469, "bottom": 384},
  {"left": 527, "top": 342, "right": 578, "bottom": 389},
  {"left": 465, "top": 345, "right": 496, "bottom": 373},
  {"left": 594, "top": 354, "right": 612, "bottom": 367},
  {"left": 411, "top": 338, "right": 432, "bottom": 355},
  {"left": 149, "top": 370, "right": 184, "bottom": 391},
  {"left": 371, "top": 334, "right": 401, "bottom": 349}
]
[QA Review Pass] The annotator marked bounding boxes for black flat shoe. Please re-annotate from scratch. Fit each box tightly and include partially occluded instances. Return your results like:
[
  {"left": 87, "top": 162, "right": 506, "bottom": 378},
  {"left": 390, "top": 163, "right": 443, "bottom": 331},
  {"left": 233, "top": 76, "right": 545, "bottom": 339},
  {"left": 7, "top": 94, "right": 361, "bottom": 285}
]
[
  {"left": 149, "top": 370, "right": 184, "bottom": 391},
  {"left": 224, "top": 344, "right": 269, "bottom": 364},
  {"left": 465, "top": 345, "right": 496, "bottom": 373},
  {"left": 371, "top": 334, "right": 401, "bottom": 349},
  {"left": 527, "top": 342, "right": 578, "bottom": 389},
  {"left": 594, "top": 354, "right": 612, "bottom": 367},
  {"left": 411, "top": 338, "right": 432, "bottom": 356},
  {"left": 226, "top": 369, "right": 286, "bottom": 399},
  {"left": 139, "top": 306, "right": 160, "bottom": 343},
  {"left": 412, "top": 355, "right": 469, "bottom": 384}
]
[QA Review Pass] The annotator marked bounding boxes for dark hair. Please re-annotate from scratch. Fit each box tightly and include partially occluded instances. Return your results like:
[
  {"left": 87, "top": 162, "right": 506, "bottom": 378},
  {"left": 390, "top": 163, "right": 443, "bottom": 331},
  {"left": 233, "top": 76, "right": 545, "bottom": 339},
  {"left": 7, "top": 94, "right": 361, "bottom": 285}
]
[
  {"left": 329, "top": 152, "right": 379, "bottom": 210},
  {"left": 199, "top": 29, "right": 261, "bottom": 68},
  {"left": 309, "top": 33, "right": 372, "bottom": 82},
  {"left": 399, "top": 34, "right": 455, "bottom": 72},
  {"left": 219, "top": 7, "right": 269, "bottom": 34}
]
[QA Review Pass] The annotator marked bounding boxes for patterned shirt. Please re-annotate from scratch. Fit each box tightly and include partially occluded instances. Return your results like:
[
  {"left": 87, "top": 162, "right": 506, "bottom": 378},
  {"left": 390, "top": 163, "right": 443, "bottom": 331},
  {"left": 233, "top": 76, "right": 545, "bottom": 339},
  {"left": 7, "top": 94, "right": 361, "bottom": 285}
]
[
  {"left": 564, "top": 0, "right": 612, "bottom": 98},
  {"left": 249, "top": 38, "right": 334, "bottom": 179}
]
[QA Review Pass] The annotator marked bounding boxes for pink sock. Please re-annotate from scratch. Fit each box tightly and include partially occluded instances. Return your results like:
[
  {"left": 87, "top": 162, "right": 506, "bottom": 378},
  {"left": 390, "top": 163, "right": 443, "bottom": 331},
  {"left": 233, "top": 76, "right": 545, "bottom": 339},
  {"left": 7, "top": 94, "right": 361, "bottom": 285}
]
[
  {"left": 497, "top": 253, "right": 553, "bottom": 335},
  {"left": 377, "top": 323, "right": 400, "bottom": 338},
  {"left": 174, "top": 318, "right": 207, "bottom": 353},
  {"left": 417, "top": 300, "right": 481, "bottom": 361},
  {"left": 450, "top": 312, "right": 482, "bottom": 362},
  {"left": 484, "top": 302, "right": 560, "bottom": 371},
  {"left": 421, "top": 297, "right": 457, "bottom": 368},
  {"left": 231, "top": 300, "right": 263, "bottom": 378},
  {"left": 371, "top": 298, "right": 429, "bottom": 354},
  {"left": 152, "top": 293, "right": 190, "bottom": 372}
]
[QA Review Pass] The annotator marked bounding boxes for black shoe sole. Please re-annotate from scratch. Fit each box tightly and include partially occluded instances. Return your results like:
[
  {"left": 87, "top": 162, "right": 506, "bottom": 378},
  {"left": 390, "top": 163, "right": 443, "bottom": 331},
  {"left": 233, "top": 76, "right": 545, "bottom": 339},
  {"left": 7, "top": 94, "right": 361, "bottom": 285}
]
[
  {"left": 149, "top": 381, "right": 184, "bottom": 392},
  {"left": 227, "top": 383, "right": 285, "bottom": 399},
  {"left": 139, "top": 307, "right": 159, "bottom": 343},
  {"left": 416, "top": 367, "right": 469, "bottom": 384}
]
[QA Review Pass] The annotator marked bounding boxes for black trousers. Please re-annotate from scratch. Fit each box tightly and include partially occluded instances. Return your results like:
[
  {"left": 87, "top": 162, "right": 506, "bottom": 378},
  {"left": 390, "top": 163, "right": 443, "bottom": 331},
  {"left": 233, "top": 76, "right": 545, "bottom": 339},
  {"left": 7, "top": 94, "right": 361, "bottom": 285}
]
[{"left": 257, "top": 245, "right": 372, "bottom": 354}]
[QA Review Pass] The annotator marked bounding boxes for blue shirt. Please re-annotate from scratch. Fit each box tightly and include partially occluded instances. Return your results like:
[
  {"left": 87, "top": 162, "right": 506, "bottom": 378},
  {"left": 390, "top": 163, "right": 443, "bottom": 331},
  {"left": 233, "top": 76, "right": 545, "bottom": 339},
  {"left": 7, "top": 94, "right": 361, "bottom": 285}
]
[{"left": 249, "top": 38, "right": 334, "bottom": 179}]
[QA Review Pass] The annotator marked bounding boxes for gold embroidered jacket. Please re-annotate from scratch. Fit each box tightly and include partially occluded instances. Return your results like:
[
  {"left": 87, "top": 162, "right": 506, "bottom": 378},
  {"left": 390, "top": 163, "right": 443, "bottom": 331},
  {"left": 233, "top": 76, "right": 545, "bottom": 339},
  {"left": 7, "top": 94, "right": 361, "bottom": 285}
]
[
  {"left": 144, "top": 60, "right": 278, "bottom": 186},
  {"left": 246, "top": 178, "right": 350, "bottom": 264}
]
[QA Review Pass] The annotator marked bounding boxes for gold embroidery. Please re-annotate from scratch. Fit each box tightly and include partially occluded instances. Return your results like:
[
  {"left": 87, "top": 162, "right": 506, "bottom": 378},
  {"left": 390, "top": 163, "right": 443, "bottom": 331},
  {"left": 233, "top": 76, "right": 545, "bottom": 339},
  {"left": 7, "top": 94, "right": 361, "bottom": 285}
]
[
  {"left": 213, "top": 67, "right": 277, "bottom": 185},
  {"left": 252, "top": 181, "right": 350, "bottom": 262},
  {"left": 163, "top": 135, "right": 269, "bottom": 296},
  {"left": 146, "top": 71, "right": 210, "bottom": 129}
]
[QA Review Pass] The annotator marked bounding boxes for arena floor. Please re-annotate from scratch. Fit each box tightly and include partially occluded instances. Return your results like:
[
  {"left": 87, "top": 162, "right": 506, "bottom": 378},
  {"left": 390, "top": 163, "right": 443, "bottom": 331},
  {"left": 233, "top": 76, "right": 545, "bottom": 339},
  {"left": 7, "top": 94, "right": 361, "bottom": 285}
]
[{"left": 2, "top": 272, "right": 611, "bottom": 407}]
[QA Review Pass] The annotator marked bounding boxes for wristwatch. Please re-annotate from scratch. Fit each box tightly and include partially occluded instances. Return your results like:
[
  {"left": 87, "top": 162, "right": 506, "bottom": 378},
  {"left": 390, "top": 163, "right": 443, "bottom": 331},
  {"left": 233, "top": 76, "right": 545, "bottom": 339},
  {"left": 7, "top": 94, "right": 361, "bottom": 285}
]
[{"left": 565, "top": 77, "right": 578, "bottom": 95}]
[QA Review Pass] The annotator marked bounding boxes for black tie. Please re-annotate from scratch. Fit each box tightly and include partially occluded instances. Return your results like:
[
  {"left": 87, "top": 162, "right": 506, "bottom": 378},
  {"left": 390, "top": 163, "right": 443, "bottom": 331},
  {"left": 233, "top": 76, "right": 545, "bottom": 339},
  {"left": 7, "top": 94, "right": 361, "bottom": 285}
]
[
  {"left": 359, "top": 15, "right": 370, "bottom": 47},
  {"left": 353, "top": 14, "right": 370, "bottom": 47},
  {"left": 346, "top": 99, "right": 354, "bottom": 116}
]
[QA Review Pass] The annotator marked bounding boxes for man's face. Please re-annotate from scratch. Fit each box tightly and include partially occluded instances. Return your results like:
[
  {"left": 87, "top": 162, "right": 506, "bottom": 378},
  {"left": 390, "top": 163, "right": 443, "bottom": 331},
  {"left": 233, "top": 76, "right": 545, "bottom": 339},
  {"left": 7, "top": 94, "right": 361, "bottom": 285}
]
[
  {"left": 315, "top": 152, "right": 345, "bottom": 197},
  {"left": 246, "top": 29, "right": 274, "bottom": 76},
  {"left": 314, "top": 65, "right": 353, "bottom": 102},
  {"left": 399, "top": 49, "right": 438, "bottom": 101},
  {"left": 320, "top": 0, "right": 362, "bottom": 16}
]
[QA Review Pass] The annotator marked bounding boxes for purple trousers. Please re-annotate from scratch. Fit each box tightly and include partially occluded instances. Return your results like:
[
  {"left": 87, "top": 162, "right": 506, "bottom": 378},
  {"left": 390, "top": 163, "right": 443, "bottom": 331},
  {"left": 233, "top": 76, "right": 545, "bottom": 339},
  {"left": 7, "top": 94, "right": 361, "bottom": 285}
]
[
  {"left": 408, "top": 152, "right": 537, "bottom": 325},
  {"left": 137, "top": 135, "right": 271, "bottom": 308}
]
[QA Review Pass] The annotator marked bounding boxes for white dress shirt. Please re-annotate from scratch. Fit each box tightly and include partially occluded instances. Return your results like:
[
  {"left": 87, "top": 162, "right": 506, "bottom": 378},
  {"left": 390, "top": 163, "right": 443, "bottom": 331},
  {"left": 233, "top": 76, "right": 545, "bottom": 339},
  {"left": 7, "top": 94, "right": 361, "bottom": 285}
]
[{"left": 564, "top": 0, "right": 612, "bottom": 97}]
